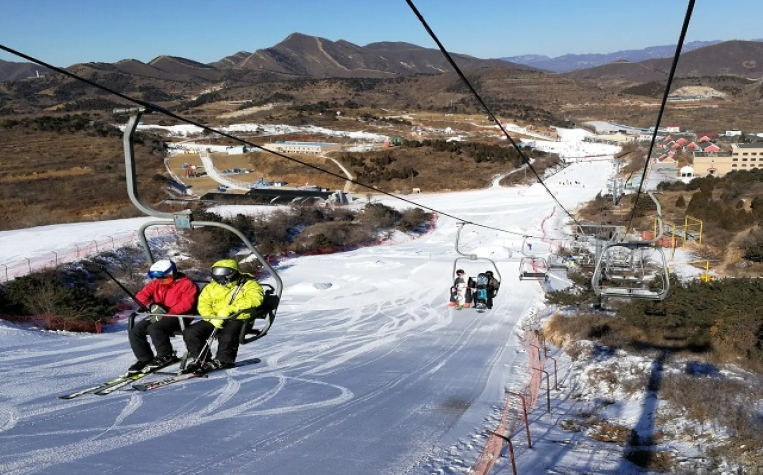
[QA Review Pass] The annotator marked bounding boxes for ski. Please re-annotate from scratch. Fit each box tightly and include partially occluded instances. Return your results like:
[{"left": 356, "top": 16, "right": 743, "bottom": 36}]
[
  {"left": 58, "top": 375, "right": 134, "bottom": 400},
  {"left": 58, "top": 371, "right": 155, "bottom": 400},
  {"left": 58, "top": 364, "right": 182, "bottom": 400},
  {"left": 132, "top": 357, "right": 262, "bottom": 392},
  {"left": 94, "top": 372, "right": 154, "bottom": 396}
]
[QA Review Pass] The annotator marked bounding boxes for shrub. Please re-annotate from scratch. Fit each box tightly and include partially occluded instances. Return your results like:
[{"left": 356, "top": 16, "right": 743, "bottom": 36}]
[
  {"left": 0, "top": 268, "right": 114, "bottom": 324},
  {"left": 289, "top": 221, "right": 374, "bottom": 253},
  {"left": 360, "top": 203, "right": 401, "bottom": 231},
  {"left": 396, "top": 207, "right": 434, "bottom": 232},
  {"left": 742, "top": 229, "right": 763, "bottom": 262}
]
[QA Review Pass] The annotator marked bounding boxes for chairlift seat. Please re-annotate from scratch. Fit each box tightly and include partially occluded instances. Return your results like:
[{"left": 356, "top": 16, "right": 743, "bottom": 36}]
[
  {"left": 591, "top": 192, "right": 670, "bottom": 302},
  {"left": 598, "top": 287, "right": 667, "bottom": 299},
  {"left": 127, "top": 285, "right": 280, "bottom": 345},
  {"left": 604, "top": 274, "right": 643, "bottom": 282}
]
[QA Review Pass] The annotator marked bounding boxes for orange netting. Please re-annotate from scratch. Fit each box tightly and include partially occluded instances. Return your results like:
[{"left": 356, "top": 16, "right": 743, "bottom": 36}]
[{"left": 469, "top": 330, "right": 546, "bottom": 475}]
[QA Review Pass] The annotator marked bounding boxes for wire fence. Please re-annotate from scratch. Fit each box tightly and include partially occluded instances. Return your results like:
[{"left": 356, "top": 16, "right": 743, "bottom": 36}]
[
  {"left": 0, "top": 226, "right": 175, "bottom": 282},
  {"left": 469, "top": 330, "right": 548, "bottom": 475}
]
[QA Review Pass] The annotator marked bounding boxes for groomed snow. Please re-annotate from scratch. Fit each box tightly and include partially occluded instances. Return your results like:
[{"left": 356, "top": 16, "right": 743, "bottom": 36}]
[
  {"left": 133, "top": 123, "right": 390, "bottom": 143},
  {"left": 0, "top": 140, "right": 689, "bottom": 474}
]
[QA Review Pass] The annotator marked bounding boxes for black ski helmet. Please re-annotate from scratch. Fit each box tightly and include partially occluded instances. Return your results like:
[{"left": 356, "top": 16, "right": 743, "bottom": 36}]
[
  {"left": 485, "top": 270, "right": 494, "bottom": 276},
  {"left": 456, "top": 269, "right": 465, "bottom": 275}
]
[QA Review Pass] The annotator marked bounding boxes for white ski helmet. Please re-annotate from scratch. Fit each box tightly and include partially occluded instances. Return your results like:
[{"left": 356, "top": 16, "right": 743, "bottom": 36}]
[{"left": 148, "top": 259, "right": 177, "bottom": 279}]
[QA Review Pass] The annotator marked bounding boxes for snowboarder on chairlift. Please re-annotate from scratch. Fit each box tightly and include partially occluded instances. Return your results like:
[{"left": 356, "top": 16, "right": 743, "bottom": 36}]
[
  {"left": 451, "top": 269, "right": 468, "bottom": 310},
  {"left": 126, "top": 260, "right": 199, "bottom": 375},
  {"left": 183, "top": 259, "right": 264, "bottom": 373},
  {"left": 473, "top": 272, "right": 491, "bottom": 311}
]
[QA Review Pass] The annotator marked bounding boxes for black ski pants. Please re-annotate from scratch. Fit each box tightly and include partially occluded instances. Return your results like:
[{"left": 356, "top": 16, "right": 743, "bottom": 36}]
[
  {"left": 183, "top": 319, "right": 245, "bottom": 364},
  {"left": 129, "top": 317, "right": 188, "bottom": 362},
  {"left": 486, "top": 288, "right": 498, "bottom": 309}
]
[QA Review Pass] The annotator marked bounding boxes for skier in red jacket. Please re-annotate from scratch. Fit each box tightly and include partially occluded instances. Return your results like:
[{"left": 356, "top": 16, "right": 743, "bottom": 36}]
[{"left": 126, "top": 260, "right": 199, "bottom": 374}]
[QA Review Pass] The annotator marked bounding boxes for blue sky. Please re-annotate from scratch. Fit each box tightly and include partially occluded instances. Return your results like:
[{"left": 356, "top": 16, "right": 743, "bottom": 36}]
[{"left": 1, "top": 0, "right": 762, "bottom": 66}]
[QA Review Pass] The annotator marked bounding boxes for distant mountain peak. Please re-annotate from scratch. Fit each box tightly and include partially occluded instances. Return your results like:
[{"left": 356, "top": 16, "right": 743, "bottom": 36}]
[{"left": 210, "top": 32, "right": 522, "bottom": 78}]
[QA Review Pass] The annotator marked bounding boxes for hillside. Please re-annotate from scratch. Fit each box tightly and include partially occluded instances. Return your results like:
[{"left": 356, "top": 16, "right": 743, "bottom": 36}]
[
  {"left": 565, "top": 40, "right": 763, "bottom": 89},
  {"left": 0, "top": 59, "right": 51, "bottom": 82},
  {"left": 503, "top": 40, "right": 723, "bottom": 72},
  {"left": 0, "top": 116, "right": 168, "bottom": 231},
  {"left": 2, "top": 37, "right": 763, "bottom": 141},
  {"left": 217, "top": 33, "right": 524, "bottom": 78}
]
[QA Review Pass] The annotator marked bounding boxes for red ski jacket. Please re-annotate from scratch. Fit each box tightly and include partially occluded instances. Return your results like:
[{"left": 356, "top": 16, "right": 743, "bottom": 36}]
[{"left": 135, "top": 273, "right": 198, "bottom": 316}]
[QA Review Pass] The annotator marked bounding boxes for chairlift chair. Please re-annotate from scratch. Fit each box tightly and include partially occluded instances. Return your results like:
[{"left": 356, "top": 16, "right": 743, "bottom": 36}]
[
  {"left": 519, "top": 257, "right": 550, "bottom": 281},
  {"left": 603, "top": 247, "right": 646, "bottom": 283},
  {"left": 591, "top": 192, "right": 670, "bottom": 301},
  {"left": 118, "top": 107, "right": 282, "bottom": 350},
  {"left": 518, "top": 236, "right": 549, "bottom": 281}
]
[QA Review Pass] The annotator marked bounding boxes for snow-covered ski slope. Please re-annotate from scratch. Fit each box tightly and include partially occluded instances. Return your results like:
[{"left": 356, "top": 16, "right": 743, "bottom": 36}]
[
  {"left": 199, "top": 150, "right": 252, "bottom": 191},
  {"left": 0, "top": 159, "right": 613, "bottom": 474}
]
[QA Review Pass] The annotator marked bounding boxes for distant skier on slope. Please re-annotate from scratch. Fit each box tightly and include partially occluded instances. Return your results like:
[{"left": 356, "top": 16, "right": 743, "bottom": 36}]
[{"left": 127, "top": 260, "right": 199, "bottom": 375}]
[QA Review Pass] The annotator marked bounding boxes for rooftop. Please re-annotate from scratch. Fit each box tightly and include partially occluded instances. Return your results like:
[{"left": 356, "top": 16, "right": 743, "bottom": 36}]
[
  {"left": 273, "top": 141, "right": 336, "bottom": 146},
  {"left": 731, "top": 143, "right": 763, "bottom": 149}
]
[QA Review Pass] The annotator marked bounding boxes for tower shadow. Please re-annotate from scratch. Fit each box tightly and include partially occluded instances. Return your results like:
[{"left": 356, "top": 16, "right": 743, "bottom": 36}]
[{"left": 618, "top": 338, "right": 711, "bottom": 471}]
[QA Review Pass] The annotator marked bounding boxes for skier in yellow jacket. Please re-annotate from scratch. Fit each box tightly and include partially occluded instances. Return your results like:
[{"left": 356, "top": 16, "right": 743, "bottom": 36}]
[{"left": 183, "top": 259, "right": 264, "bottom": 372}]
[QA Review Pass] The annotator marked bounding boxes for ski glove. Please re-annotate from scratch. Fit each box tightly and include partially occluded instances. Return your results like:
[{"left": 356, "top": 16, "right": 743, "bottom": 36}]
[
  {"left": 212, "top": 310, "right": 229, "bottom": 328},
  {"left": 148, "top": 303, "right": 167, "bottom": 322}
]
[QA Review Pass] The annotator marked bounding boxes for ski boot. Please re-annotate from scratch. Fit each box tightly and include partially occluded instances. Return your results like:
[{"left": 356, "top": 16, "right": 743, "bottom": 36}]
[
  {"left": 198, "top": 359, "right": 234, "bottom": 373},
  {"left": 125, "top": 359, "right": 152, "bottom": 376},
  {"left": 144, "top": 353, "right": 179, "bottom": 372}
]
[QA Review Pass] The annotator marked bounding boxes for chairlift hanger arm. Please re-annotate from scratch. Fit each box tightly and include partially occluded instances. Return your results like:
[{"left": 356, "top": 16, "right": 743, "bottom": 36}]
[
  {"left": 452, "top": 222, "right": 502, "bottom": 281},
  {"left": 120, "top": 110, "right": 190, "bottom": 221}
]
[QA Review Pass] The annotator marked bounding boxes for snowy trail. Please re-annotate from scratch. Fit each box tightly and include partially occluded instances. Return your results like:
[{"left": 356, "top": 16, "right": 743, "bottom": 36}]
[{"left": 0, "top": 159, "right": 613, "bottom": 474}]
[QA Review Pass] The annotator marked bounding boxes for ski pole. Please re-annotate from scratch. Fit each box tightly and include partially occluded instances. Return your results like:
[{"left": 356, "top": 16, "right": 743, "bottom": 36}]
[
  {"left": 193, "top": 326, "right": 219, "bottom": 366},
  {"left": 99, "top": 266, "right": 148, "bottom": 311}
]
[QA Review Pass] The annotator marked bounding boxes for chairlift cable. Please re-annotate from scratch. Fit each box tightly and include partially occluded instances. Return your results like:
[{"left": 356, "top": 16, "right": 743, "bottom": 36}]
[
  {"left": 626, "top": 0, "right": 695, "bottom": 231},
  {"left": 405, "top": 0, "right": 582, "bottom": 228},
  {"left": 0, "top": 43, "right": 540, "bottom": 239}
]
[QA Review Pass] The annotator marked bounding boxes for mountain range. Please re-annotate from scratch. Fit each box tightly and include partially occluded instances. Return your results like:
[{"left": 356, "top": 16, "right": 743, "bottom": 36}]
[
  {"left": 0, "top": 33, "right": 524, "bottom": 84},
  {"left": 503, "top": 39, "right": 763, "bottom": 73},
  {"left": 1, "top": 33, "right": 762, "bottom": 130},
  {"left": 502, "top": 41, "right": 724, "bottom": 72},
  {"left": 5, "top": 34, "right": 762, "bottom": 84}
]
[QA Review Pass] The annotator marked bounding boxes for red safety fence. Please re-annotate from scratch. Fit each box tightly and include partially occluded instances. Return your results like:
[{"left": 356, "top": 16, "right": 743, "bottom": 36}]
[
  {"left": 469, "top": 330, "right": 547, "bottom": 475},
  {"left": 0, "top": 312, "right": 108, "bottom": 333},
  {"left": 0, "top": 226, "right": 176, "bottom": 282}
]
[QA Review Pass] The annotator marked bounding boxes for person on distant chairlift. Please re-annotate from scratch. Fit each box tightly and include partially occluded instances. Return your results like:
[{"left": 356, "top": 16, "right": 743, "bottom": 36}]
[
  {"left": 126, "top": 259, "right": 199, "bottom": 375},
  {"left": 485, "top": 270, "right": 501, "bottom": 310},
  {"left": 452, "top": 269, "right": 468, "bottom": 310},
  {"left": 183, "top": 259, "right": 264, "bottom": 373}
]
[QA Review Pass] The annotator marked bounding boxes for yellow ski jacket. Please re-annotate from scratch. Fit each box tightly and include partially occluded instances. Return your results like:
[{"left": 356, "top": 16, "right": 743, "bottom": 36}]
[{"left": 198, "top": 277, "right": 264, "bottom": 328}]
